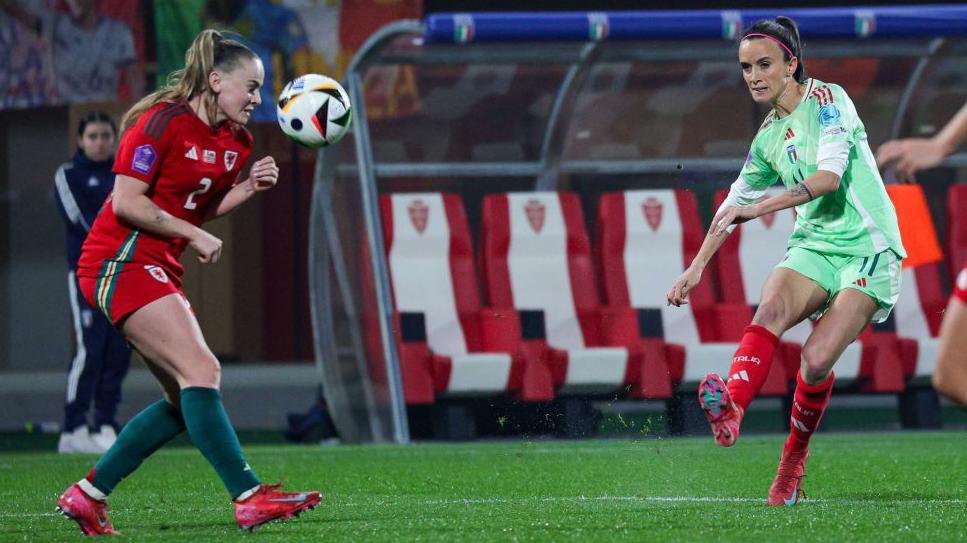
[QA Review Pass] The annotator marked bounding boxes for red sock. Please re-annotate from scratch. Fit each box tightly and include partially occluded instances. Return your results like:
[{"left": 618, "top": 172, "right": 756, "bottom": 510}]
[
  {"left": 725, "top": 324, "right": 779, "bottom": 410},
  {"left": 784, "top": 371, "right": 835, "bottom": 453}
]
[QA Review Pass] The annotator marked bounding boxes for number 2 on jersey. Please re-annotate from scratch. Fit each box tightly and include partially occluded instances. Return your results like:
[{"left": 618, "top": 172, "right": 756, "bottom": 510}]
[{"left": 184, "top": 178, "right": 212, "bottom": 210}]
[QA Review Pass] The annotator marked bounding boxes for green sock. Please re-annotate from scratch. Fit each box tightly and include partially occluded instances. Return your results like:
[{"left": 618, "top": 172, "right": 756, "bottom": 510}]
[
  {"left": 180, "top": 387, "right": 260, "bottom": 499},
  {"left": 90, "top": 400, "right": 186, "bottom": 495}
]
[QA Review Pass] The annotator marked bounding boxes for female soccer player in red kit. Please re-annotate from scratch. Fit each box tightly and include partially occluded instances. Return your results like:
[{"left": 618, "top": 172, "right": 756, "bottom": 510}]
[
  {"left": 878, "top": 100, "right": 967, "bottom": 407},
  {"left": 55, "top": 29, "right": 321, "bottom": 536}
]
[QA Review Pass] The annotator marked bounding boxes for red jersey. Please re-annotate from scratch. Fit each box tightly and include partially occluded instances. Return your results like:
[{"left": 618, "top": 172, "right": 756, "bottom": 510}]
[{"left": 78, "top": 101, "right": 253, "bottom": 279}]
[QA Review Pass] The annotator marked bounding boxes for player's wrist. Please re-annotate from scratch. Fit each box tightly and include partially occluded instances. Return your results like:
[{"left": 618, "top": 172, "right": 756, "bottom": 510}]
[
  {"left": 185, "top": 224, "right": 206, "bottom": 242},
  {"left": 934, "top": 134, "right": 956, "bottom": 158}
]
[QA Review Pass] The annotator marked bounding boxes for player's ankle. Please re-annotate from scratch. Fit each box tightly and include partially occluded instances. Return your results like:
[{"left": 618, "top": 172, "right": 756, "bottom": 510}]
[
  {"left": 235, "top": 484, "right": 261, "bottom": 502},
  {"left": 77, "top": 478, "right": 108, "bottom": 502}
]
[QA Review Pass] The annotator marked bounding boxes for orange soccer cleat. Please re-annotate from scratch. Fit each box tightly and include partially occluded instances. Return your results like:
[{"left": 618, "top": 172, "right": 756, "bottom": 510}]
[{"left": 767, "top": 448, "right": 809, "bottom": 506}]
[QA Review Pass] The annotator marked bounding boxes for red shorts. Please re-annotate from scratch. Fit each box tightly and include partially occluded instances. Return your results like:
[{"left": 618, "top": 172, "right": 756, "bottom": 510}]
[
  {"left": 79, "top": 263, "right": 190, "bottom": 327},
  {"left": 956, "top": 263, "right": 967, "bottom": 305}
]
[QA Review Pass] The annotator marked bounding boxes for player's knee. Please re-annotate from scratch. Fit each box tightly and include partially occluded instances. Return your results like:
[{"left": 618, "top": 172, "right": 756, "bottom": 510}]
[
  {"left": 752, "top": 298, "right": 787, "bottom": 330},
  {"left": 182, "top": 352, "right": 221, "bottom": 388},
  {"left": 932, "top": 371, "right": 967, "bottom": 407},
  {"left": 800, "top": 344, "right": 834, "bottom": 384}
]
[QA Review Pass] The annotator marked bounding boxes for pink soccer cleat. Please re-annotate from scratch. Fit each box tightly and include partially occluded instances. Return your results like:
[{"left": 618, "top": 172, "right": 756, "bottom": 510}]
[
  {"left": 768, "top": 448, "right": 809, "bottom": 506},
  {"left": 234, "top": 483, "right": 322, "bottom": 532},
  {"left": 56, "top": 483, "right": 120, "bottom": 536},
  {"left": 698, "top": 373, "right": 745, "bottom": 447}
]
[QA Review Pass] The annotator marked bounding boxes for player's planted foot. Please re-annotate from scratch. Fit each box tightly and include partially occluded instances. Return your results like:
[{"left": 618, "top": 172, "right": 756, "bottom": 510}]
[
  {"left": 767, "top": 448, "right": 809, "bottom": 506},
  {"left": 56, "top": 483, "right": 120, "bottom": 536},
  {"left": 234, "top": 483, "right": 322, "bottom": 532},
  {"left": 698, "top": 373, "right": 744, "bottom": 447}
]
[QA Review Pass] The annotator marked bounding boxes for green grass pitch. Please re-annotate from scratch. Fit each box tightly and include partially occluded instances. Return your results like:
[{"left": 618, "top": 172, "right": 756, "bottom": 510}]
[{"left": 1, "top": 432, "right": 964, "bottom": 541}]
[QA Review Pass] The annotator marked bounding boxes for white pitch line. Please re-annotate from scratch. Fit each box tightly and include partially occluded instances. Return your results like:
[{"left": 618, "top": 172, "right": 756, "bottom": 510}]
[
  {"left": 3, "top": 495, "right": 963, "bottom": 518},
  {"left": 343, "top": 495, "right": 966, "bottom": 507}
]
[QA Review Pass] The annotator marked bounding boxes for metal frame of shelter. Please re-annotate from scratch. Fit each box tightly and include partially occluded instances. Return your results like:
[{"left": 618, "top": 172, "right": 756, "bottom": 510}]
[{"left": 310, "top": 6, "right": 967, "bottom": 444}]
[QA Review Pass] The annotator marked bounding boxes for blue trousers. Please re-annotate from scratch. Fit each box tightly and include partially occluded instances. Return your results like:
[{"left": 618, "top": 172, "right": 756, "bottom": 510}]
[{"left": 64, "top": 271, "right": 132, "bottom": 432}]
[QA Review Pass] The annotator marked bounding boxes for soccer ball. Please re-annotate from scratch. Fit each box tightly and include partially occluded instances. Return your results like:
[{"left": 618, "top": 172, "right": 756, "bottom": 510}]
[{"left": 276, "top": 74, "right": 352, "bottom": 148}]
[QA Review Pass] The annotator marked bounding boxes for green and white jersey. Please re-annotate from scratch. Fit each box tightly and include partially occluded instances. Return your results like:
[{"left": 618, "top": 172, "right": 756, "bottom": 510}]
[{"left": 727, "top": 78, "right": 906, "bottom": 259}]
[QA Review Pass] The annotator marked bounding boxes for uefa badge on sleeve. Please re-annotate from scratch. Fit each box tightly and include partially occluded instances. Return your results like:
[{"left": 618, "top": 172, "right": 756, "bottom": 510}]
[
  {"left": 132, "top": 144, "right": 156, "bottom": 174},
  {"left": 819, "top": 104, "right": 841, "bottom": 127}
]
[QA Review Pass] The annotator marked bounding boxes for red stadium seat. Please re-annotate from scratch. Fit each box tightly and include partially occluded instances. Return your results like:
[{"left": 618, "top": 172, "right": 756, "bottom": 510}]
[
  {"left": 597, "top": 190, "right": 781, "bottom": 394},
  {"left": 882, "top": 264, "right": 945, "bottom": 381},
  {"left": 713, "top": 189, "right": 904, "bottom": 393},
  {"left": 380, "top": 193, "right": 553, "bottom": 402},
  {"left": 481, "top": 192, "right": 636, "bottom": 396},
  {"left": 947, "top": 184, "right": 967, "bottom": 281}
]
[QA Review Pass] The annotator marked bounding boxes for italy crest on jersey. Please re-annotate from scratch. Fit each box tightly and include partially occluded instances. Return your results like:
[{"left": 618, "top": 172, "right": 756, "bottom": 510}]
[{"left": 786, "top": 144, "right": 798, "bottom": 164}]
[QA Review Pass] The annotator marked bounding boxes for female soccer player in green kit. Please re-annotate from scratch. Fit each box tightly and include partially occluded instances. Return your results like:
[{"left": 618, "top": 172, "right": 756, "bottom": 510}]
[{"left": 667, "top": 16, "right": 906, "bottom": 506}]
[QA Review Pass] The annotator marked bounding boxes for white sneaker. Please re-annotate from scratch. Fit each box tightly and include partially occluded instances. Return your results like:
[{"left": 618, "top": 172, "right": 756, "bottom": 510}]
[
  {"left": 91, "top": 425, "right": 117, "bottom": 452},
  {"left": 57, "top": 426, "right": 101, "bottom": 454}
]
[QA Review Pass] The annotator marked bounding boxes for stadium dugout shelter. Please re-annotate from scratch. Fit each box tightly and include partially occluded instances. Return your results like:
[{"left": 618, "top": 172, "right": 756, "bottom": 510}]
[{"left": 308, "top": 6, "right": 967, "bottom": 443}]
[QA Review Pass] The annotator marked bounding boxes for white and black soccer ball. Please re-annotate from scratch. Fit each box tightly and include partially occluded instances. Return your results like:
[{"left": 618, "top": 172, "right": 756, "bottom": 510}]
[{"left": 276, "top": 74, "right": 352, "bottom": 148}]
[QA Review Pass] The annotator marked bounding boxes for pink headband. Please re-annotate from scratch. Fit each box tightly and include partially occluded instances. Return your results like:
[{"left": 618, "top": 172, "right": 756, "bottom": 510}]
[{"left": 742, "top": 33, "right": 795, "bottom": 59}]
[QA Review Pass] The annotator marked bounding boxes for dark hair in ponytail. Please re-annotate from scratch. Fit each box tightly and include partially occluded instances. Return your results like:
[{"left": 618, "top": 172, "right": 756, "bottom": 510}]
[
  {"left": 77, "top": 111, "right": 117, "bottom": 137},
  {"left": 741, "top": 16, "right": 807, "bottom": 83}
]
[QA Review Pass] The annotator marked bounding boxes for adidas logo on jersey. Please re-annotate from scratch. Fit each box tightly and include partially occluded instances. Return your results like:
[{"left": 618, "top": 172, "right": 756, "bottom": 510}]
[
  {"left": 185, "top": 146, "right": 199, "bottom": 160},
  {"left": 852, "top": 277, "right": 868, "bottom": 287}
]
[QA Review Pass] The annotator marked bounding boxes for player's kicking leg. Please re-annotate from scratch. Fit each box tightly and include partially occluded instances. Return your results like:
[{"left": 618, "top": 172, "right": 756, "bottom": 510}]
[
  {"left": 698, "top": 372, "right": 744, "bottom": 446},
  {"left": 700, "top": 267, "right": 826, "bottom": 447}
]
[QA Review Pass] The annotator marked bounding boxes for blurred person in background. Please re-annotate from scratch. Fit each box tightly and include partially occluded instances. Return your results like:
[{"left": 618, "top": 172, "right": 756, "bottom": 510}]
[
  {"left": 54, "top": 111, "right": 132, "bottom": 454},
  {"left": 0, "top": 0, "right": 142, "bottom": 102},
  {"left": 878, "top": 100, "right": 967, "bottom": 407}
]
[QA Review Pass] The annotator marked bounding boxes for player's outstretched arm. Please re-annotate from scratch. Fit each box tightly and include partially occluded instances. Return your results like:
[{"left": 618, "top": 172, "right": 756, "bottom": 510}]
[
  {"left": 667, "top": 214, "right": 734, "bottom": 307},
  {"left": 206, "top": 156, "right": 279, "bottom": 220},
  {"left": 877, "top": 100, "right": 967, "bottom": 181},
  {"left": 112, "top": 175, "right": 223, "bottom": 263}
]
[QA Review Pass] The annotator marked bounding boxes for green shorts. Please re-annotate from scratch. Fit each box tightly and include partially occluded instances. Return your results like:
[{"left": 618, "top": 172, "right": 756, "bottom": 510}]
[{"left": 776, "top": 246, "right": 902, "bottom": 323}]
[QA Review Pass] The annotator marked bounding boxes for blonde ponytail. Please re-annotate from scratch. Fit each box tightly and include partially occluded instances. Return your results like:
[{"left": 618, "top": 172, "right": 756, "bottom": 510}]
[{"left": 121, "top": 29, "right": 254, "bottom": 132}]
